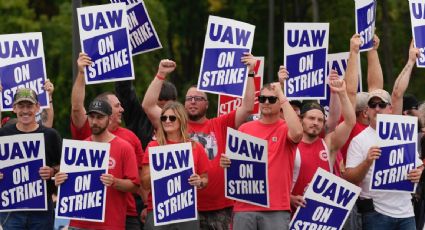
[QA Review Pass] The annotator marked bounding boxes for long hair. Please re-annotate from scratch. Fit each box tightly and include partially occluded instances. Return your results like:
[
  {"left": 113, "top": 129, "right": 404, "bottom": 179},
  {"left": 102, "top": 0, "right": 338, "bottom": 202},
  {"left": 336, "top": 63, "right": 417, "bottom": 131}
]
[{"left": 156, "top": 101, "right": 191, "bottom": 145}]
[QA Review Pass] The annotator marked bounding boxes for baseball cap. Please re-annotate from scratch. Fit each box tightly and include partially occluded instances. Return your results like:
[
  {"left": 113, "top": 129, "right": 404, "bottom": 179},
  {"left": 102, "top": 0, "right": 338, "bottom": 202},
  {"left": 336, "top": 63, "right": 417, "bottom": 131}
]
[
  {"left": 367, "top": 89, "right": 391, "bottom": 104},
  {"left": 13, "top": 88, "right": 38, "bottom": 105},
  {"left": 300, "top": 102, "right": 325, "bottom": 116},
  {"left": 87, "top": 99, "right": 112, "bottom": 116},
  {"left": 289, "top": 100, "right": 302, "bottom": 109},
  {"left": 356, "top": 92, "right": 369, "bottom": 112},
  {"left": 403, "top": 94, "right": 419, "bottom": 111}
]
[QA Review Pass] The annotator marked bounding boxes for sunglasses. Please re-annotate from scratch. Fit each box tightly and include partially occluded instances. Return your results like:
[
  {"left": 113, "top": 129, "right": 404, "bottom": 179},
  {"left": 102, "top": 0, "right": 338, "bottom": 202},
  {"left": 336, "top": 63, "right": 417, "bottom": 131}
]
[
  {"left": 185, "top": 96, "right": 207, "bottom": 102},
  {"left": 160, "top": 115, "right": 177, "bottom": 122},
  {"left": 258, "top": 96, "right": 279, "bottom": 104},
  {"left": 368, "top": 101, "right": 389, "bottom": 109}
]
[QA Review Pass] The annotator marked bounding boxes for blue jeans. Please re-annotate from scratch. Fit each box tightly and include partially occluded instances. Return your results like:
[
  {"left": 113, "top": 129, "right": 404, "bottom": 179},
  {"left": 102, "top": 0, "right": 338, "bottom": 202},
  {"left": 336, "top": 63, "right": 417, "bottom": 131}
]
[
  {"left": 0, "top": 199, "right": 54, "bottom": 230},
  {"left": 362, "top": 210, "right": 415, "bottom": 230}
]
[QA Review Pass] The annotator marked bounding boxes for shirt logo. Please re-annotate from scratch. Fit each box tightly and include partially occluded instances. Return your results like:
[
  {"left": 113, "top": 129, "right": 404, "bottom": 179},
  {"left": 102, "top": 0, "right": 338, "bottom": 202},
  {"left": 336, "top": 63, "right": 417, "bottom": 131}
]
[
  {"left": 319, "top": 150, "right": 328, "bottom": 161},
  {"left": 272, "top": 137, "right": 278, "bottom": 142},
  {"left": 109, "top": 157, "right": 116, "bottom": 169}
]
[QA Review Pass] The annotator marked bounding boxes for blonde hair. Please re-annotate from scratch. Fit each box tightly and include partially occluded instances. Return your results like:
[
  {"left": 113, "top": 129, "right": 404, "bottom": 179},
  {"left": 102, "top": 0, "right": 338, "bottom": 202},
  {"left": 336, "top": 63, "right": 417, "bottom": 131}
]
[{"left": 156, "top": 101, "right": 191, "bottom": 146}]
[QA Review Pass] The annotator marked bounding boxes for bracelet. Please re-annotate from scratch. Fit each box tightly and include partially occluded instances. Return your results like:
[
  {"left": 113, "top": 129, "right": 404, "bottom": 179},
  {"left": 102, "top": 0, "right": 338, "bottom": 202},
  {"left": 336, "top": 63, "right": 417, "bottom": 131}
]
[
  {"left": 49, "top": 100, "right": 53, "bottom": 103},
  {"left": 248, "top": 71, "right": 255, "bottom": 78},
  {"left": 156, "top": 74, "right": 165, "bottom": 81}
]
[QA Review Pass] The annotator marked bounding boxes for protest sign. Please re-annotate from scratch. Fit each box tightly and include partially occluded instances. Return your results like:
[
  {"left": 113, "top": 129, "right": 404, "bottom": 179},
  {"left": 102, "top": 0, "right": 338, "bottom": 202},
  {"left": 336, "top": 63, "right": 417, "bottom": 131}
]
[
  {"left": 370, "top": 114, "right": 418, "bottom": 192},
  {"left": 355, "top": 0, "right": 376, "bottom": 52},
  {"left": 225, "top": 128, "right": 268, "bottom": 207},
  {"left": 198, "top": 15, "right": 255, "bottom": 97},
  {"left": 0, "top": 133, "right": 47, "bottom": 212},
  {"left": 409, "top": 0, "right": 425, "bottom": 67},
  {"left": 77, "top": 3, "right": 134, "bottom": 84},
  {"left": 290, "top": 168, "right": 361, "bottom": 230},
  {"left": 319, "top": 52, "right": 362, "bottom": 118},
  {"left": 0, "top": 32, "right": 49, "bottom": 111},
  {"left": 110, "top": 0, "right": 162, "bottom": 55},
  {"left": 55, "top": 139, "right": 110, "bottom": 222},
  {"left": 284, "top": 23, "right": 329, "bottom": 100},
  {"left": 217, "top": 57, "right": 264, "bottom": 116},
  {"left": 149, "top": 142, "right": 197, "bottom": 226}
]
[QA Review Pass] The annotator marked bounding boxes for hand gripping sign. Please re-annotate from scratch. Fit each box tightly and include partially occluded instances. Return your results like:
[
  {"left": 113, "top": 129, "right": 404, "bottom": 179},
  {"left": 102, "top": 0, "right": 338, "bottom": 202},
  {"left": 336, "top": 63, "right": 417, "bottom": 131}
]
[
  {"left": 217, "top": 57, "right": 264, "bottom": 116},
  {"left": 225, "top": 128, "right": 269, "bottom": 207},
  {"left": 77, "top": 3, "right": 135, "bottom": 84},
  {"left": 290, "top": 168, "right": 361, "bottom": 230},
  {"left": 284, "top": 23, "right": 329, "bottom": 100},
  {"left": 0, "top": 133, "right": 47, "bottom": 212},
  {"left": 0, "top": 32, "right": 49, "bottom": 111},
  {"left": 198, "top": 15, "right": 255, "bottom": 98},
  {"left": 149, "top": 142, "right": 197, "bottom": 226},
  {"left": 409, "top": 0, "right": 425, "bottom": 67},
  {"left": 110, "top": 0, "right": 162, "bottom": 55},
  {"left": 355, "top": 0, "right": 377, "bottom": 52},
  {"left": 55, "top": 139, "right": 110, "bottom": 222},
  {"left": 319, "top": 52, "right": 362, "bottom": 118},
  {"left": 370, "top": 114, "right": 419, "bottom": 192}
]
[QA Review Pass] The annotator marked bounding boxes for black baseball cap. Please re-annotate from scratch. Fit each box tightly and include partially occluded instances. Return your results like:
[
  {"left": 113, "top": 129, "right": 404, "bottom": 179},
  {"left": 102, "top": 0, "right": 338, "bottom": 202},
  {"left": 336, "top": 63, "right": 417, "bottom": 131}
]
[{"left": 86, "top": 99, "right": 112, "bottom": 116}]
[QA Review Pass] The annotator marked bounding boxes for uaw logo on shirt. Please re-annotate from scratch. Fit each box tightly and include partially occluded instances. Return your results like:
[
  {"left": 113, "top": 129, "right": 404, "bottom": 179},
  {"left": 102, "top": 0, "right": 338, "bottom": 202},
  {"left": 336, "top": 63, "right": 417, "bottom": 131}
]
[
  {"left": 190, "top": 132, "right": 218, "bottom": 160},
  {"left": 108, "top": 157, "right": 116, "bottom": 169},
  {"left": 319, "top": 150, "right": 328, "bottom": 161}
]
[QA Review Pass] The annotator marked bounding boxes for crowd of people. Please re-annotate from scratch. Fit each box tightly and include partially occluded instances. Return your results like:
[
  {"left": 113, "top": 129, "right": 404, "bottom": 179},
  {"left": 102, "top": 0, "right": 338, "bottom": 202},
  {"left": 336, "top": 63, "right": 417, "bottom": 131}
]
[{"left": 0, "top": 32, "right": 425, "bottom": 230}]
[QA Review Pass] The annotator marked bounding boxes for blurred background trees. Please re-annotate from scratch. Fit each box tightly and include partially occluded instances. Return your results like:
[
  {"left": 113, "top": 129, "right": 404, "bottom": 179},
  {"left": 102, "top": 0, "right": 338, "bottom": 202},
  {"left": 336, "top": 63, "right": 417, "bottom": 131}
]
[{"left": 0, "top": 0, "right": 421, "bottom": 136}]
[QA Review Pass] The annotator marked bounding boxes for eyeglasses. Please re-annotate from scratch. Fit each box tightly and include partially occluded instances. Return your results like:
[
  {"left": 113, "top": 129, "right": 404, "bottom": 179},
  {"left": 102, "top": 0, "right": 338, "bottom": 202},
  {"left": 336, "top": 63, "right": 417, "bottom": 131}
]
[
  {"left": 185, "top": 96, "right": 207, "bottom": 102},
  {"left": 368, "top": 101, "right": 389, "bottom": 109},
  {"left": 160, "top": 115, "right": 177, "bottom": 122},
  {"left": 258, "top": 96, "right": 279, "bottom": 104}
]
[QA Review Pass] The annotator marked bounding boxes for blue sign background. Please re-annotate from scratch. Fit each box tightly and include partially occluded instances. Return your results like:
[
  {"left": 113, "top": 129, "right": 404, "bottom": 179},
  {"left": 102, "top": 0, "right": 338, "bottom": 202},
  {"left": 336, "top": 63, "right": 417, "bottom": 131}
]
[
  {"left": 153, "top": 168, "right": 196, "bottom": 224},
  {"left": 285, "top": 48, "right": 327, "bottom": 98},
  {"left": 414, "top": 25, "right": 425, "bottom": 66},
  {"left": 0, "top": 159, "right": 46, "bottom": 210},
  {"left": 290, "top": 198, "right": 348, "bottom": 230},
  {"left": 127, "top": 3, "right": 161, "bottom": 54},
  {"left": 199, "top": 48, "right": 249, "bottom": 97},
  {"left": 83, "top": 28, "right": 132, "bottom": 83},
  {"left": 226, "top": 159, "right": 268, "bottom": 206},
  {"left": 57, "top": 170, "right": 105, "bottom": 220},
  {"left": 0, "top": 58, "right": 47, "bottom": 110},
  {"left": 371, "top": 143, "right": 416, "bottom": 191},
  {"left": 357, "top": 1, "right": 375, "bottom": 51}
]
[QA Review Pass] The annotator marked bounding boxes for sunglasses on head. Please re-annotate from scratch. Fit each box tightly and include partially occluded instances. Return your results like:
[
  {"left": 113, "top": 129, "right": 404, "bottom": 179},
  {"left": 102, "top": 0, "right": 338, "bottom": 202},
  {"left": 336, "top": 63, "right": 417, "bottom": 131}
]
[
  {"left": 185, "top": 96, "right": 206, "bottom": 102},
  {"left": 258, "top": 95, "right": 279, "bottom": 104},
  {"left": 160, "top": 115, "right": 177, "bottom": 122},
  {"left": 368, "top": 101, "right": 388, "bottom": 109}
]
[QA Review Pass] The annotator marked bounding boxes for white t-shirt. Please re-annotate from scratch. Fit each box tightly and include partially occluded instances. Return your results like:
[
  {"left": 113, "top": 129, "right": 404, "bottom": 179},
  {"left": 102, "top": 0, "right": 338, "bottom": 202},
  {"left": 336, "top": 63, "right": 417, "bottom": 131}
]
[{"left": 346, "top": 126, "right": 421, "bottom": 218}]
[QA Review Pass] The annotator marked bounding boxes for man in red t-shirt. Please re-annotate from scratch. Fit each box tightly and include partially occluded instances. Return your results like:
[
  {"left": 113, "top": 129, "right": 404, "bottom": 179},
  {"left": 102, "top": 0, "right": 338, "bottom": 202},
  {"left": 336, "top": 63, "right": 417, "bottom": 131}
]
[
  {"left": 71, "top": 53, "right": 144, "bottom": 229},
  {"left": 142, "top": 54, "right": 257, "bottom": 229},
  {"left": 291, "top": 72, "right": 355, "bottom": 210},
  {"left": 56, "top": 99, "right": 140, "bottom": 230},
  {"left": 220, "top": 82, "right": 303, "bottom": 230}
]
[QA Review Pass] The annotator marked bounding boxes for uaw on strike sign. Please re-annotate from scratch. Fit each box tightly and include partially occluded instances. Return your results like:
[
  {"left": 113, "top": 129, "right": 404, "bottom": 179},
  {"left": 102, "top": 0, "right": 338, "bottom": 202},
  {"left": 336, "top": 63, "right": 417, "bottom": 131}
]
[
  {"left": 198, "top": 15, "right": 255, "bottom": 98},
  {"left": 0, "top": 134, "right": 47, "bottom": 212},
  {"left": 149, "top": 142, "right": 197, "bottom": 226},
  {"left": 370, "top": 114, "right": 419, "bottom": 192},
  {"left": 409, "top": 0, "right": 425, "bottom": 68},
  {"left": 290, "top": 168, "right": 361, "bottom": 230},
  {"left": 0, "top": 32, "right": 49, "bottom": 111},
  {"left": 78, "top": 3, "right": 134, "bottom": 84},
  {"left": 56, "top": 139, "right": 110, "bottom": 222}
]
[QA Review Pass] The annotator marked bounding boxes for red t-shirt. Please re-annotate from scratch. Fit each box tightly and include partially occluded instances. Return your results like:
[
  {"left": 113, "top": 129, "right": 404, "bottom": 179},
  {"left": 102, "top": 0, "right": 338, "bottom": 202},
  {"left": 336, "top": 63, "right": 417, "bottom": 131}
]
[
  {"left": 70, "top": 136, "right": 140, "bottom": 230},
  {"left": 292, "top": 138, "right": 331, "bottom": 197},
  {"left": 142, "top": 140, "right": 210, "bottom": 211},
  {"left": 187, "top": 111, "right": 236, "bottom": 211},
  {"left": 234, "top": 119, "right": 297, "bottom": 212},
  {"left": 70, "top": 118, "right": 143, "bottom": 216}
]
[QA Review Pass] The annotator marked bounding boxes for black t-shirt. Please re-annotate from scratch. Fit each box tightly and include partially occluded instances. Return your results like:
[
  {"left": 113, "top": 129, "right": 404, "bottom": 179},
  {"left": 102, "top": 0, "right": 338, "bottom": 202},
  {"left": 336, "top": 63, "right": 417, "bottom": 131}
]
[{"left": 0, "top": 124, "right": 62, "bottom": 195}]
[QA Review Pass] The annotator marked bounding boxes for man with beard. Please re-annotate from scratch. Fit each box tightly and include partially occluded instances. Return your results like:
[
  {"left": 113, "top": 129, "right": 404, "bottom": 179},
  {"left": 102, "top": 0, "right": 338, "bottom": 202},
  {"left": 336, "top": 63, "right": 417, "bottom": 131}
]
[
  {"left": 71, "top": 52, "right": 144, "bottom": 230},
  {"left": 345, "top": 89, "right": 423, "bottom": 229},
  {"left": 142, "top": 53, "right": 256, "bottom": 229},
  {"left": 290, "top": 70, "right": 356, "bottom": 209},
  {"left": 56, "top": 99, "right": 140, "bottom": 230}
]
